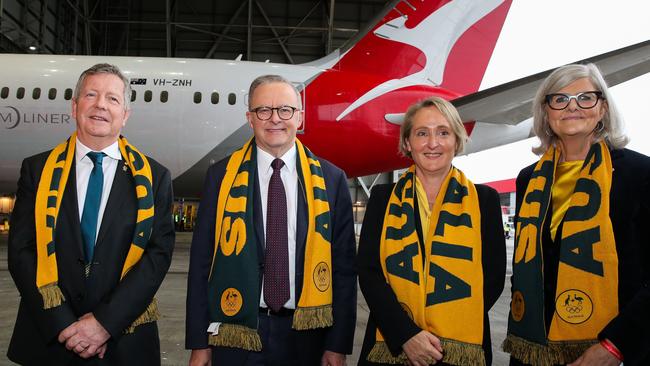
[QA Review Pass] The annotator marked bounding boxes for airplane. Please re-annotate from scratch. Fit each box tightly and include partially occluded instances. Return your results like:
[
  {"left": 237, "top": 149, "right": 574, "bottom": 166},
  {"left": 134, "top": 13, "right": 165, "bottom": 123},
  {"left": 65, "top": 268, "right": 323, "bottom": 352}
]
[{"left": 1, "top": 0, "right": 649, "bottom": 198}]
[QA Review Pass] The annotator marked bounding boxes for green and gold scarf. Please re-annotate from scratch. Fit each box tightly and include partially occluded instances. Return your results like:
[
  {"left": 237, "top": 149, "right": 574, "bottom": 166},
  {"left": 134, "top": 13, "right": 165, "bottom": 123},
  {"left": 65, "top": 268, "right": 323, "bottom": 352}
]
[
  {"left": 35, "top": 132, "right": 159, "bottom": 333},
  {"left": 368, "top": 166, "right": 485, "bottom": 366},
  {"left": 504, "top": 141, "right": 619, "bottom": 365},
  {"left": 207, "top": 138, "right": 333, "bottom": 351}
]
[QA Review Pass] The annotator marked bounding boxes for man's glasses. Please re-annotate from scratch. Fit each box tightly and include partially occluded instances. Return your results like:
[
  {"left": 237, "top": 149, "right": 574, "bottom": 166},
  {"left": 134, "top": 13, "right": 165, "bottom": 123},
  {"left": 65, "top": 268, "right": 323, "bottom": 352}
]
[
  {"left": 250, "top": 106, "right": 299, "bottom": 120},
  {"left": 545, "top": 91, "right": 604, "bottom": 110}
]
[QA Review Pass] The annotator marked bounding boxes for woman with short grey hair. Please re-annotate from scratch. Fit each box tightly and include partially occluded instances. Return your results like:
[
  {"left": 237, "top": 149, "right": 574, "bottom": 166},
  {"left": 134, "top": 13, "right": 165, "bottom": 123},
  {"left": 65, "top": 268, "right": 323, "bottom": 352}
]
[{"left": 504, "top": 63, "right": 650, "bottom": 366}]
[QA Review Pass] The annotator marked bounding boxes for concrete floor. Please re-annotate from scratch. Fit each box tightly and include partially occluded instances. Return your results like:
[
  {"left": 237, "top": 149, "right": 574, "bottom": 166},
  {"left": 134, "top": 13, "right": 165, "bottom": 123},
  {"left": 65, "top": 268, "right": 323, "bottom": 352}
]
[{"left": 0, "top": 232, "right": 514, "bottom": 365}]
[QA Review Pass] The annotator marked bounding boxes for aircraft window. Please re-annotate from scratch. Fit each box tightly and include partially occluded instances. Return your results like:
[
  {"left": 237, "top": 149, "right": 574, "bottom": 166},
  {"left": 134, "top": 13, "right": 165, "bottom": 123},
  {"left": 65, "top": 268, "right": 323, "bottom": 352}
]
[
  {"left": 194, "top": 91, "right": 202, "bottom": 104},
  {"left": 48, "top": 88, "right": 57, "bottom": 100},
  {"left": 32, "top": 88, "right": 41, "bottom": 100},
  {"left": 144, "top": 90, "right": 152, "bottom": 102},
  {"left": 131, "top": 90, "right": 136, "bottom": 102},
  {"left": 17, "top": 87, "right": 25, "bottom": 99},
  {"left": 228, "top": 93, "right": 236, "bottom": 105},
  {"left": 1, "top": 87, "right": 8, "bottom": 99},
  {"left": 64, "top": 88, "right": 72, "bottom": 100},
  {"left": 160, "top": 91, "right": 168, "bottom": 103},
  {"left": 211, "top": 92, "right": 219, "bottom": 104}
]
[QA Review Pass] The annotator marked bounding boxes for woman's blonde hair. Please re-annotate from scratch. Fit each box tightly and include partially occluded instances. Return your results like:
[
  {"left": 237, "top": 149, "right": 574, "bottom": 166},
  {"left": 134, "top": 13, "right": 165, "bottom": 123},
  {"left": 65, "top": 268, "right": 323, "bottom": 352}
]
[{"left": 399, "top": 96, "right": 468, "bottom": 158}]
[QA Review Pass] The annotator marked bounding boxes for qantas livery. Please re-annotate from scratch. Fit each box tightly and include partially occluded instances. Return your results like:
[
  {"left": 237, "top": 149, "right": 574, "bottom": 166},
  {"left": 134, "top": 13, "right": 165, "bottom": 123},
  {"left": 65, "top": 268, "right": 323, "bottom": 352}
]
[{"left": 1, "top": 0, "right": 649, "bottom": 197}]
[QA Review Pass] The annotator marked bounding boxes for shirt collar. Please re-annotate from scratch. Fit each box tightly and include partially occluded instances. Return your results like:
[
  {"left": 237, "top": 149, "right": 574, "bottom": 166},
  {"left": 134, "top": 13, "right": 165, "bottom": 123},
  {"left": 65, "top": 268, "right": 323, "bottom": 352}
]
[
  {"left": 256, "top": 144, "right": 297, "bottom": 175},
  {"left": 75, "top": 138, "right": 122, "bottom": 163}
]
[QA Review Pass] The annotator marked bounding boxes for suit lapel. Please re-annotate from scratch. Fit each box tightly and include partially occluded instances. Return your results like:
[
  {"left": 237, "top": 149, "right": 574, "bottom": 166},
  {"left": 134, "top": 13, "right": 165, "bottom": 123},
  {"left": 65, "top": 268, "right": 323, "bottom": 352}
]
[
  {"left": 60, "top": 161, "right": 84, "bottom": 256},
  {"left": 95, "top": 159, "right": 132, "bottom": 248}
]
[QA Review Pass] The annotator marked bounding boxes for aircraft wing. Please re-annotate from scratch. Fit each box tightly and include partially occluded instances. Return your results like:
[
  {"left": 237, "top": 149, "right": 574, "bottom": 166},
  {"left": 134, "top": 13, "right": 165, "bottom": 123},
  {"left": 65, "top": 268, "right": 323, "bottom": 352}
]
[{"left": 452, "top": 39, "right": 650, "bottom": 125}]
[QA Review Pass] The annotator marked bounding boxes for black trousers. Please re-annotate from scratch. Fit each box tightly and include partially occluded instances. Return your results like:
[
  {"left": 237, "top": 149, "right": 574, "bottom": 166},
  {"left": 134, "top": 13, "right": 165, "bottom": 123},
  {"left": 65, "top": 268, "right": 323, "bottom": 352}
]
[{"left": 211, "top": 311, "right": 326, "bottom": 366}]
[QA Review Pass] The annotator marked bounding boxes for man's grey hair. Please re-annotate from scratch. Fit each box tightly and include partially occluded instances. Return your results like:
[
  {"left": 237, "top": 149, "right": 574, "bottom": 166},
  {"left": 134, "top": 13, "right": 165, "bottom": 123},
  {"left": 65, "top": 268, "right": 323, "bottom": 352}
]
[
  {"left": 247, "top": 74, "right": 302, "bottom": 109},
  {"left": 532, "top": 63, "right": 628, "bottom": 155},
  {"left": 73, "top": 63, "right": 131, "bottom": 110}
]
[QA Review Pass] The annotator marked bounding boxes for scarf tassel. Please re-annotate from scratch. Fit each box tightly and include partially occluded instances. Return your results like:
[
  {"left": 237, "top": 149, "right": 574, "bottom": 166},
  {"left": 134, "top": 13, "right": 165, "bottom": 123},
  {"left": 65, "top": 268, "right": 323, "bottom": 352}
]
[
  {"left": 124, "top": 298, "right": 160, "bottom": 334},
  {"left": 367, "top": 341, "right": 408, "bottom": 364},
  {"left": 439, "top": 338, "right": 485, "bottom": 366},
  {"left": 292, "top": 304, "right": 333, "bottom": 330},
  {"left": 503, "top": 334, "right": 596, "bottom": 366},
  {"left": 208, "top": 324, "right": 262, "bottom": 351},
  {"left": 38, "top": 283, "right": 65, "bottom": 309}
]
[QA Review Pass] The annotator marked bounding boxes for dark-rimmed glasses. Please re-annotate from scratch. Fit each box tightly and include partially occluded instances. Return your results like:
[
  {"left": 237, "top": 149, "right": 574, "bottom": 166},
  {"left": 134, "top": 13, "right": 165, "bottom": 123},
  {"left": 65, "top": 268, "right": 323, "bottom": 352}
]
[
  {"left": 250, "top": 106, "right": 299, "bottom": 120},
  {"left": 545, "top": 91, "right": 604, "bottom": 110}
]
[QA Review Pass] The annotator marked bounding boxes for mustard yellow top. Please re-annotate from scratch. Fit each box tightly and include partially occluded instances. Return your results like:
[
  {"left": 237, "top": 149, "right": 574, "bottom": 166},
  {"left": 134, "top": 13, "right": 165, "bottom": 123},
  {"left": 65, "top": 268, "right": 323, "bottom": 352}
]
[
  {"left": 415, "top": 175, "right": 432, "bottom": 240},
  {"left": 550, "top": 160, "right": 582, "bottom": 240}
]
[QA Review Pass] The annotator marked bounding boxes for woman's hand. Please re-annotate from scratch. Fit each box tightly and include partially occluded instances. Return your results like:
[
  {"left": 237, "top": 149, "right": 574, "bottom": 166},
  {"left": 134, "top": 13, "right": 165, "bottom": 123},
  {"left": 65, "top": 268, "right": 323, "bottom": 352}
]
[
  {"left": 402, "top": 330, "right": 443, "bottom": 366},
  {"left": 567, "top": 342, "right": 621, "bottom": 366}
]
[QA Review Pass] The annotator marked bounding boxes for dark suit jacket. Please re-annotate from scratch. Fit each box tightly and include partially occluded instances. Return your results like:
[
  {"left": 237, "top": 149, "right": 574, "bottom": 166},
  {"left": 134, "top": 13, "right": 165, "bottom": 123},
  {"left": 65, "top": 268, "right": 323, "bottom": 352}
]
[
  {"left": 7, "top": 149, "right": 175, "bottom": 366},
  {"left": 185, "top": 150, "right": 357, "bottom": 361},
  {"left": 510, "top": 148, "right": 650, "bottom": 366},
  {"left": 357, "top": 183, "right": 506, "bottom": 366}
]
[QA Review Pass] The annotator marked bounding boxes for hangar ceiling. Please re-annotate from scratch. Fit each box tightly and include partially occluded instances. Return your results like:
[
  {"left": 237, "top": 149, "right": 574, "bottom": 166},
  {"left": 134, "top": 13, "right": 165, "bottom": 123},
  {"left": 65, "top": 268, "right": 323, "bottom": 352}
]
[{"left": 0, "top": 0, "right": 388, "bottom": 63}]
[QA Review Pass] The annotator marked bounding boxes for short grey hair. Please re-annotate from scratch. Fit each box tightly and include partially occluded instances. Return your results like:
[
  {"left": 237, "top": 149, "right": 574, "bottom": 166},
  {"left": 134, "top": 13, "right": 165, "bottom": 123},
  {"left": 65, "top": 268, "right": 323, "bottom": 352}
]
[
  {"left": 532, "top": 63, "right": 628, "bottom": 155},
  {"left": 399, "top": 96, "right": 468, "bottom": 158},
  {"left": 74, "top": 63, "right": 131, "bottom": 110},
  {"left": 247, "top": 74, "right": 302, "bottom": 109}
]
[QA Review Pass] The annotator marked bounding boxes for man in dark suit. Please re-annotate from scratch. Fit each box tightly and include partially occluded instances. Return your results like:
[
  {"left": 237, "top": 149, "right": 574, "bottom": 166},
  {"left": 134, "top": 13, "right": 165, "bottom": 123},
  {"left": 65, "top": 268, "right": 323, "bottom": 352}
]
[
  {"left": 186, "top": 75, "right": 356, "bottom": 366},
  {"left": 7, "top": 63, "right": 175, "bottom": 365}
]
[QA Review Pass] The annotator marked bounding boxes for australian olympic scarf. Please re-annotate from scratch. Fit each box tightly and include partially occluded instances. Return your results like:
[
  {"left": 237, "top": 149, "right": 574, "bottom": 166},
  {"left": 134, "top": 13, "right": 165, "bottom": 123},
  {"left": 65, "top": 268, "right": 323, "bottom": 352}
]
[
  {"left": 207, "top": 138, "right": 333, "bottom": 351},
  {"left": 504, "top": 141, "right": 618, "bottom": 365},
  {"left": 35, "top": 132, "right": 158, "bottom": 333},
  {"left": 368, "top": 165, "right": 485, "bottom": 366}
]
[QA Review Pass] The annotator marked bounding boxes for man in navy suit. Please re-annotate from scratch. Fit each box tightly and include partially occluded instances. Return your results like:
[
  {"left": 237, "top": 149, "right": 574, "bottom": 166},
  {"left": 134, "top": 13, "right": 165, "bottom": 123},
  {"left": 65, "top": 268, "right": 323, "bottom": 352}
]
[
  {"left": 7, "top": 64, "right": 175, "bottom": 365},
  {"left": 186, "top": 75, "right": 356, "bottom": 366}
]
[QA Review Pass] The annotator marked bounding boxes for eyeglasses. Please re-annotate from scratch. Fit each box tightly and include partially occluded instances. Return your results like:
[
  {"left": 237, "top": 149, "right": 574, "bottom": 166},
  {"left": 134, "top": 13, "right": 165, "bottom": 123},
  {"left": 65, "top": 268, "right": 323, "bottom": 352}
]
[
  {"left": 545, "top": 91, "right": 604, "bottom": 110},
  {"left": 250, "top": 106, "right": 299, "bottom": 120}
]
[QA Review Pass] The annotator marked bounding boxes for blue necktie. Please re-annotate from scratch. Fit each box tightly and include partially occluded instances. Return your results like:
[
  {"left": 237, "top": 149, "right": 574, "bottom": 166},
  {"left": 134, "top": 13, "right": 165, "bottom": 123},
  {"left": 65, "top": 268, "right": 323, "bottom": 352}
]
[{"left": 81, "top": 152, "right": 105, "bottom": 273}]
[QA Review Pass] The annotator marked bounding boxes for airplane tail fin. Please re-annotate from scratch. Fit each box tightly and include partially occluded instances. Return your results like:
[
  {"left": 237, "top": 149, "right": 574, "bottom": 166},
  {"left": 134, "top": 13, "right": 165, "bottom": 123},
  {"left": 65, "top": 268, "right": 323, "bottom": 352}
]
[{"left": 308, "top": 0, "right": 512, "bottom": 97}]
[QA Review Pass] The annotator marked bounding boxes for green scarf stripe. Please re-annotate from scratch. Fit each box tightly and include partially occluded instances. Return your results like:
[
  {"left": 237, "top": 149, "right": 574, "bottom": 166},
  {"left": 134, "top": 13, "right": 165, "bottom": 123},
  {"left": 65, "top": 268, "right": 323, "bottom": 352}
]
[
  {"left": 506, "top": 142, "right": 619, "bottom": 365},
  {"left": 208, "top": 141, "right": 261, "bottom": 349}
]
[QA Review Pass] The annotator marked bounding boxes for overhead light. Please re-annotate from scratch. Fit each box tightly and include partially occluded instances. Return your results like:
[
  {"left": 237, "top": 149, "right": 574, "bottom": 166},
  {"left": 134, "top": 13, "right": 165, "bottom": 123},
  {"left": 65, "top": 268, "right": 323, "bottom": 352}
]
[{"left": 28, "top": 46, "right": 37, "bottom": 51}]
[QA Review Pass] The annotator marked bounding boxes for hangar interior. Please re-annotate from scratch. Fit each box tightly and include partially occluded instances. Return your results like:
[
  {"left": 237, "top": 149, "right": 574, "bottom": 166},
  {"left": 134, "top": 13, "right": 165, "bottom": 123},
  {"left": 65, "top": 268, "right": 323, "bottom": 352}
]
[{"left": 0, "top": 0, "right": 396, "bottom": 232}]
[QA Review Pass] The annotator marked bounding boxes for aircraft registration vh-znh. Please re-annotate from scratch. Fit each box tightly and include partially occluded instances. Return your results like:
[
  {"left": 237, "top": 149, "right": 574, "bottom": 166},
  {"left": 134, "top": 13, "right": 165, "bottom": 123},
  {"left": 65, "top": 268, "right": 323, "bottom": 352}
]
[{"left": 0, "top": 0, "right": 649, "bottom": 198}]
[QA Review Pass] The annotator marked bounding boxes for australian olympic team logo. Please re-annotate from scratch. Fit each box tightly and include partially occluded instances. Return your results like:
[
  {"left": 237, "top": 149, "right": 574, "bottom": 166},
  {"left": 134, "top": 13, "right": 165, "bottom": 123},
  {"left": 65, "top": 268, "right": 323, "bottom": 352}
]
[
  {"left": 511, "top": 291, "right": 525, "bottom": 322},
  {"left": 555, "top": 289, "right": 593, "bottom": 324},
  {"left": 220, "top": 288, "right": 243, "bottom": 316},
  {"left": 313, "top": 262, "right": 330, "bottom": 292}
]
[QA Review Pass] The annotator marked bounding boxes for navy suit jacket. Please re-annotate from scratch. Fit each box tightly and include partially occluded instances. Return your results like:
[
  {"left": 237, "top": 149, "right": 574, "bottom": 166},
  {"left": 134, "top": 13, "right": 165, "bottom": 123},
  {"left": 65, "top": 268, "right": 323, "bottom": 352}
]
[
  {"left": 186, "top": 148, "right": 357, "bottom": 357},
  {"left": 7, "top": 149, "right": 175, "bottom": 366}
]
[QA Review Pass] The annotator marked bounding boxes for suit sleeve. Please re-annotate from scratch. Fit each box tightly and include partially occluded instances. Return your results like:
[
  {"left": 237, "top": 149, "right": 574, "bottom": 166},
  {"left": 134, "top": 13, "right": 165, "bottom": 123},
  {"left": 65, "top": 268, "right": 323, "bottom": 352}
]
[
  {"left": 478, "top": 186, "right": 506, "bottom": 311},
  {"left": 357, "top": 185, "right": 422, "bottom": 355},
  {"left": 324, "top": 167, "right": 357, "bottom": 355},
  {"left": 8, "top": 158, "right": 77, "bottom": 342},
  {"left": 92, "top": 164, "right": 175, "bottom": 340},
  {"left": 599, "top": 159, "right": 650, "bottom": 361},
  {"left": 185, "top": 163, "right": 223, "bottom": 349}
]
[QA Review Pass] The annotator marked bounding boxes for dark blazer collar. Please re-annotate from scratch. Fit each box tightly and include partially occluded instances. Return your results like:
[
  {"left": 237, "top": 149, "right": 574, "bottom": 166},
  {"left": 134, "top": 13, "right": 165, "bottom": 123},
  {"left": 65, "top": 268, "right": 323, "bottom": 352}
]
[
  {"left": 96, "top": 159, "right": 132, "bottom": 248},
  {"left": 62, "top": 160, "right": 84, "bottom": 255}
]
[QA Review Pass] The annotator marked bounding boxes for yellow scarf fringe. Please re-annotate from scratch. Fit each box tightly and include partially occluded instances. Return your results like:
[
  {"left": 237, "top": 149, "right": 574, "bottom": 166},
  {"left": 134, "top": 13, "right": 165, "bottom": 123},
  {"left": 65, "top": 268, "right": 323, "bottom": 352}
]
[{"left": 208, "top": 324, "right": 263, "bottom": 352}]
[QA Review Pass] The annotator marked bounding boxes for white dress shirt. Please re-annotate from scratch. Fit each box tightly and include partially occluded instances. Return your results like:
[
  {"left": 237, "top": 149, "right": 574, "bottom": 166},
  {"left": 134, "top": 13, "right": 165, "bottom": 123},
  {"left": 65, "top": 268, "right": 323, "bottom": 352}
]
[
  {"left": 257, "top": 145, "right": 298, "bottom": 309},
  {"left": 75, "top": 138, "right": 121, "bottom": 241}
]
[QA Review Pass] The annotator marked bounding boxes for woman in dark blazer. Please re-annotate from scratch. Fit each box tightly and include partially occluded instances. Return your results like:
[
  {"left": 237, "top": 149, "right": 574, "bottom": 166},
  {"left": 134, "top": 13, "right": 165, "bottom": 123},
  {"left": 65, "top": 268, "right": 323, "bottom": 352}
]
[
  {"left": 504, "top": 63, "right": 650, "bottom": 366},
  {"left": 357, "top": 96, "right": 506, "bottom": 366}
]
